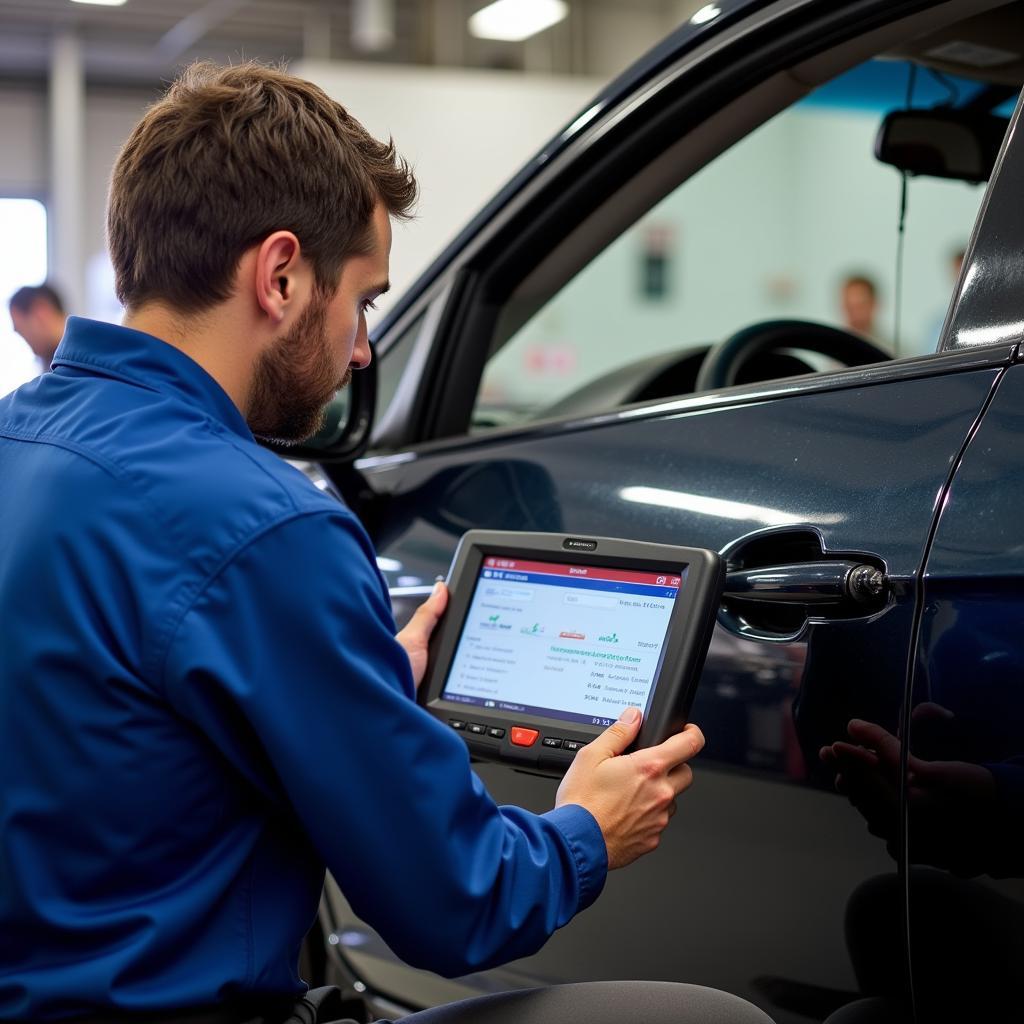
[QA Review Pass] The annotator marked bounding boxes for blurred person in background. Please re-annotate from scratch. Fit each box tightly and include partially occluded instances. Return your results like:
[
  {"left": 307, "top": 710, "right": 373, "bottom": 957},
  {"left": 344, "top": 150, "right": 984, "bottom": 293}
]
[
  {"left": 8, "top": 283, "right": 66, "bottom": 372},
  {"left": 950, "top": 247, "right": 966, "bottom": 282},
  {"left": 839, "top": 273, "right": 888, "bottom": 349}
]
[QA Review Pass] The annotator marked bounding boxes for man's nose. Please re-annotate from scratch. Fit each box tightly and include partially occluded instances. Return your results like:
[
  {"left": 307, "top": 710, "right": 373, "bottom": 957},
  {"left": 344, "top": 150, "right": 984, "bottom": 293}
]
[{"left": 351, "top": 323, "right": 372, "bottom": 370}]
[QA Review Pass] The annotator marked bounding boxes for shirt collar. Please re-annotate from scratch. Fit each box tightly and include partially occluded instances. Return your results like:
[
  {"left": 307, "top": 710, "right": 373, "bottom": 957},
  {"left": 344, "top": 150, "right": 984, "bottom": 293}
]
[{"left": 52, "top": 316, "right": 253, "bottom": 441}]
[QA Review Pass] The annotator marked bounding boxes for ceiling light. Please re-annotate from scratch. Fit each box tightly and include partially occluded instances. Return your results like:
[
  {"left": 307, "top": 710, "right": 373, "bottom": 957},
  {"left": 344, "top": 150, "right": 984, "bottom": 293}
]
[
  {"left": 469, "top": 0, "right": 569, "bottom": 42},
  {"left": 70, "top": 0, "right": 128, "bottom": 6}
]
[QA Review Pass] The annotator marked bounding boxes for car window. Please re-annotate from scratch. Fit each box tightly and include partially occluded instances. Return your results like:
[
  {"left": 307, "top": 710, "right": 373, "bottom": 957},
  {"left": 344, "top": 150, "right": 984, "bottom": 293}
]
[
  {"left": 472, "top": 59, "right": 1003, "bottom": 432},
  {"left": 374, "top": 310, "right": 425, "bottom": 423}
]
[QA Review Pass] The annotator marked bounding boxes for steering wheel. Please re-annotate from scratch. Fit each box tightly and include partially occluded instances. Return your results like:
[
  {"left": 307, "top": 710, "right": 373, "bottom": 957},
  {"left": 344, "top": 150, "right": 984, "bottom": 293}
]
[{"left": 694, "top": 319, "right": 891, "bottom": 392}]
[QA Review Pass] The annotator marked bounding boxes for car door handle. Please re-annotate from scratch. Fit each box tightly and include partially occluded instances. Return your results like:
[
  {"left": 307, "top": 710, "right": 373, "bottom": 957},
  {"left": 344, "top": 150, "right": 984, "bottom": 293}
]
[{"left": 723, "top": 561, "right": 888, "bottom": 606}]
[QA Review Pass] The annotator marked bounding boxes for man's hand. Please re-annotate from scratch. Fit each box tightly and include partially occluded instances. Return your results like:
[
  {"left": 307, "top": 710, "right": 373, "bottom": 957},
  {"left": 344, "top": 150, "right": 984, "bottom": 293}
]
[
  {"left": 555, "top": 707, "right": 705, "bottom": 869},
  {"left": 820, "top": 716, "right": 998, "bottom": 874},
  {"left": 396, "top": 582, "right": 448, "bottom": 689},
  {"left": 820, "top": 721, "right": 900, "bottom": 854}
]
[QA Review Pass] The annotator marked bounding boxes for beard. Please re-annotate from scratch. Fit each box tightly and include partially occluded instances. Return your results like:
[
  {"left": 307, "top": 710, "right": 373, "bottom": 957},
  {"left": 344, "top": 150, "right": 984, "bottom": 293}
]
[{"left": 247, "top": 287, "right": 350, "bottom": 445}]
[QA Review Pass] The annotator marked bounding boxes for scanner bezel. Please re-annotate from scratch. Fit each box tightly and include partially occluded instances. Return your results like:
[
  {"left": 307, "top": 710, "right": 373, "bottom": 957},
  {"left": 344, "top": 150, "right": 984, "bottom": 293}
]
[{"left": 418, "top": 531, "right": 724, "bottom": 774}]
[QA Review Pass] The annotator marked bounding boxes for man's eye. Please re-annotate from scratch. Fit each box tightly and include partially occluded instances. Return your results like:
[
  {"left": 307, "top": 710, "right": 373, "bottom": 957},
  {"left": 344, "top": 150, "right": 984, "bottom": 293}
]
[{"left": 361, "top": 298, "right": 378, "bottom": 313}]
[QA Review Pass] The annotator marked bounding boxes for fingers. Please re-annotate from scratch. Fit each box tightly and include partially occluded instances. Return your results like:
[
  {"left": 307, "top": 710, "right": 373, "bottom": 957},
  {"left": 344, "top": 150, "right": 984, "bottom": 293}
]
[
  {"left": 638, "top": 723, "right": 705, "bottom": 772},
  {"left": 420, "top": 580, "right": 448, "bottom": 621},
  {"left": 911, "top": 702, "right": 954, "bottom": 722},
  {"left": 829, "top": 741, "right": 880, "bottom": 769},
  {"left": 832, "top": 750, "right": 899, "bottom": 817},
  {"left": 585, "top": 718, "right": 704, "bottom": 767},
  {"left": 846, "top": 719, "right": 901, "bottom": 771},
  {"left": 394, "top": 583, "right": 449, "bottom": 689},
  {"left": 560, "top": 720, "right": 706, "bottom": 870},
  {"left": 585, "top": 707, "right": 643, "bottom": 760},
  {"left": 667, "top": 761, "right": 694, "bottom": 795},
  {"left": 606, "top": 725, "right": 702, "bottom": 801},
  {"left": 400, "top": 582, "right": 448, "bottom": 640}
]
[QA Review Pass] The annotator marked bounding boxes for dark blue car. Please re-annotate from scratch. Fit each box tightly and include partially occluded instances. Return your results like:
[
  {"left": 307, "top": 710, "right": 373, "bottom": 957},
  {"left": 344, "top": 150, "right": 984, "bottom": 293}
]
[{"left": 294, "top": 1, "right": 1024, "bottom": 1020}]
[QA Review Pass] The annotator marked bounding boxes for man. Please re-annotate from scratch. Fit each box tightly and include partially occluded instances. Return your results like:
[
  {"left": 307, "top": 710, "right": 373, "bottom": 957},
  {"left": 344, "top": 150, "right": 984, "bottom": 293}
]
[
  {"left": 0, "top": 64, "right": 749, "bottom": 1024},
  {"left": 839, "top": 273, "right": 888, "bottom": 349},
  {"left": 8, "top": 282, "right": 66, "bottom": 371}
]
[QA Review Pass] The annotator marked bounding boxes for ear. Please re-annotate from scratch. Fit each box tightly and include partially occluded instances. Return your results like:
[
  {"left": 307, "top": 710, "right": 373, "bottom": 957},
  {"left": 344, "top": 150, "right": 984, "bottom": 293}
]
[{"left": 253, "top": 231, "right": 305, "bottom": 324}]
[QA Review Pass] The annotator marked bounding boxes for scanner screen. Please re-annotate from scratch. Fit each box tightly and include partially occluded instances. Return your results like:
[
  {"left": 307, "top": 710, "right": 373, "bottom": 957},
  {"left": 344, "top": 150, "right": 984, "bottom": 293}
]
[{"left": 441, "top": 557, "right": 685, "bottom": 727}]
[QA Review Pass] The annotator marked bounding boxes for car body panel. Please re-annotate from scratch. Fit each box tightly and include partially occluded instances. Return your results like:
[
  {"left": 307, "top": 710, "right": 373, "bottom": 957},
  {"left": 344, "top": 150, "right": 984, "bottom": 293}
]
[
  {"left": 324, "top": 358, "right": 1005, "bottom": 1022},
  {"left": 906, "top": 362, "right": 1024, "bottom": 1019}
]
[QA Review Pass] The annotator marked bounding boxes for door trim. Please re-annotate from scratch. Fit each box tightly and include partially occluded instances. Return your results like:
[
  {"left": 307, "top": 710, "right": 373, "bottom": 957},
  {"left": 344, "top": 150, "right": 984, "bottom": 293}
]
[{"left": 357, "top": 342, "right": 1015, "bottom": 470}]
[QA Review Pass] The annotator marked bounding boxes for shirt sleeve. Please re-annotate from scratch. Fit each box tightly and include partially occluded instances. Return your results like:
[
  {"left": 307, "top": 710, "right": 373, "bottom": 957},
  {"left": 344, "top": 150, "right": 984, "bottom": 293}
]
[{"left": 160, "top": 509, "right": 607, "bottom": 976}]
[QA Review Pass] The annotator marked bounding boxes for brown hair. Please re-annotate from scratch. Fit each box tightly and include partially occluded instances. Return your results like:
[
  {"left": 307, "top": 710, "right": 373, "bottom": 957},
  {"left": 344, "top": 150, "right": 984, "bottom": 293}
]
[
  {"left": 9, "top": 282, "right": 64, "bottom": 315},
  {"left": 841, "top": 274, "right": 878, "bottom": 299},
  {"left": 107, "top": 61, "right": 416, "bottom": 314}
]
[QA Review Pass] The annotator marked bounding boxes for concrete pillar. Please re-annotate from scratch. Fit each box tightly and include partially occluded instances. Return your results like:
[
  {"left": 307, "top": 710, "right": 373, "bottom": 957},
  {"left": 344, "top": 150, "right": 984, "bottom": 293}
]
[{"left": 49, "top": 30, "right": 85, "bottom": 315}]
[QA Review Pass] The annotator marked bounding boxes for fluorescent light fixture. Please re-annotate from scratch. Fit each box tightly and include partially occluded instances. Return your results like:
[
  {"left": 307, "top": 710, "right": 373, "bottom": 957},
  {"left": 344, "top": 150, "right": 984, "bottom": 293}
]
[
  {"left": 690, "top": 4, "right": 721, "bottom": 25},
  {"left": 469, "top": 0, "right": 569, "bottom": 42},
  {"left": 70, "top": 0, "right": 128, "bottom": 5}
]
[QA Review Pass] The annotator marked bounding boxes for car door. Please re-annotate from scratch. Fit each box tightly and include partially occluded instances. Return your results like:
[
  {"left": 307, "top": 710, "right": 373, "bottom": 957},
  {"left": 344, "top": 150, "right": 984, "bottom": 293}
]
[
  {"left": 899, "top": 106, "right": 1024, "bottom": 1023},
  {"left": 903, "top": 361, "right": 1024, "bottom": 1024},
  {"left": 329, "top": 362, "right": 1007, "bottom": 1024},
  {"left": 317, "top": 2, "right": 1021, "bottom": 1021}
]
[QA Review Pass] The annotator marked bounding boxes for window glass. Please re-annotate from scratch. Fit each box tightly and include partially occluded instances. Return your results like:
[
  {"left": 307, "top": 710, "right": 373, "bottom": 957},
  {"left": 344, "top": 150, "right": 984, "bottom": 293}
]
[
  {"left": 376, "top": 311, "right": 424, "bottom": 423},
  {"left": 474, "top": 61, "right": 1002, "bottom": 431},
  {"left": 0, "top": 198, "right": 48, "bottom": 397}
]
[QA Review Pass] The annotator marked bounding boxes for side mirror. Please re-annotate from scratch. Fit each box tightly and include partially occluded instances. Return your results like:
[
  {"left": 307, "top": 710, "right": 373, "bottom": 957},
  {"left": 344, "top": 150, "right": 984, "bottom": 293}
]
[
  {"left": 259, "top": 354, "right": 376, "bottom": 463},
  {"left": 874, "top": 108, "right": 1009, "bottom": 183}
]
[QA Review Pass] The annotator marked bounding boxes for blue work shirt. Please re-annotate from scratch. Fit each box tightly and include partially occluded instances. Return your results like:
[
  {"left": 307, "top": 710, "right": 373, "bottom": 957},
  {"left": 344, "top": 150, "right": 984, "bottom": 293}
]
[{"left": 0, "top": 317, "right": 606, "bottom": 1020}]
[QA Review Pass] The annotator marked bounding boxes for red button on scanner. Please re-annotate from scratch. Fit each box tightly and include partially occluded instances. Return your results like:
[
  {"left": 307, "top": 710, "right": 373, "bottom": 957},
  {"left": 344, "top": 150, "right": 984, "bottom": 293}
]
[{"left": 510, "top": 727, "right": 540, "bottom": 747}]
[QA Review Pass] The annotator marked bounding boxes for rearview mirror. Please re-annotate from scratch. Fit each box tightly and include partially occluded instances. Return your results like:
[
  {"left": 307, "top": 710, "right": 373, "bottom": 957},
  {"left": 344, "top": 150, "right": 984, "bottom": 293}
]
[
  {"left": 259, "top": 355, "right": 376, "bottom": 463},
  {"left": 874, "top": 108, "right": 1008, "bottom": 183}
]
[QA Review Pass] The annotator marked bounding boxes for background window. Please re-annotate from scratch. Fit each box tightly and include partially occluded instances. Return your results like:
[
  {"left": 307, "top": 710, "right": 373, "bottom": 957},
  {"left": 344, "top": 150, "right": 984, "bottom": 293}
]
[{"left": 0, "top": 198, "right": 48, "bottom": 397}]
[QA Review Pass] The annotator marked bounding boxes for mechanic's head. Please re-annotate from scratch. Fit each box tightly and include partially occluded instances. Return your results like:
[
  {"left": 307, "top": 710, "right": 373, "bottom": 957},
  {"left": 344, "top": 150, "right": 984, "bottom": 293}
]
[
  {"left": 8, "top": 283, "right": 66, "bottom": 363},
  {"left": 107, "top": 61, "right": 416, "bottom": 442},
  {"left": 840, "top": 274, "right": 878, "bottom": 336}
]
